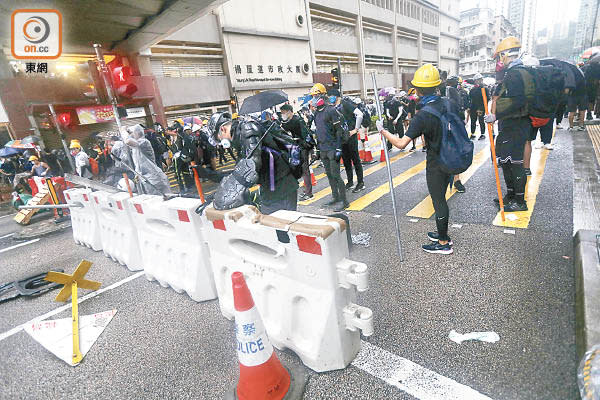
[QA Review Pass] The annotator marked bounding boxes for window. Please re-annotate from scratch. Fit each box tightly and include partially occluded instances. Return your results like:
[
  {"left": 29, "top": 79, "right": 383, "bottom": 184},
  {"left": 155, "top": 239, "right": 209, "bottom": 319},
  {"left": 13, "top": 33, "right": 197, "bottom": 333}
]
[{"left": 312, "top": 19, "right": 356, "bottom": 37}]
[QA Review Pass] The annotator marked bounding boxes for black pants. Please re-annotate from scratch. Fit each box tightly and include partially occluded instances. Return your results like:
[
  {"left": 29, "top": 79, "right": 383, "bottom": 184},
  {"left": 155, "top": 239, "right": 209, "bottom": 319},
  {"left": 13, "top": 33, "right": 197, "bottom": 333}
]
[
  {"left": 386, "top": 119, "right": 404, "bottom": 149},
  {"left": 470, "top": 110, "right": 485, "bottom": 135},
  {"left": 556, "top": 103, "right": 567, "bottom": 125},
  {"left": 322, "top": 150, "right": 347, "bottom": 203},
  {"left": 341, "top": 137, "right": 364, "bottom": 186},
  {"left": 300, "top": 148, "right": 312, "bottom": 196},
  {"left": 426, "top": 163, "right": 451, "bottom": 241}
]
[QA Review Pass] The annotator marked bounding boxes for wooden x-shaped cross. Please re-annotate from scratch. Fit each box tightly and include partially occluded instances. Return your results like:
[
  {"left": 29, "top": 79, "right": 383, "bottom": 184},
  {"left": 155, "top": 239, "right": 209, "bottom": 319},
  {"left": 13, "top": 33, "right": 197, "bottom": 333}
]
[{"left": 45, "top": 260, "right": 101, "bottom": 302}]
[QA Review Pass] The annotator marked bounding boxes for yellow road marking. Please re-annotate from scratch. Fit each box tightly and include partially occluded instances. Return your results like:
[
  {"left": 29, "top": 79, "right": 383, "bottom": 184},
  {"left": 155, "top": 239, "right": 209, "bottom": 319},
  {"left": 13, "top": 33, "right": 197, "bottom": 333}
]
[
  {"left": 299, "top": 144, "right": 423, "bottom": 206},
  {"left": 492, "top": 148, "right": 550, "bottom": 228},
  {"left": 406, "top": 146, "right": 491, "bottom": 218},
  {"left": 347, "top": 160, "right": 427, "bottom": 210}
]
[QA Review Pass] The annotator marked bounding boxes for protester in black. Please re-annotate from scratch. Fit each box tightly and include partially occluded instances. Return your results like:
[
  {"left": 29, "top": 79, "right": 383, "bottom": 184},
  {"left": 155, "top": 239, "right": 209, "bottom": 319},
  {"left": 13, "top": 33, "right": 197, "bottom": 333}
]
[
  {"left": 377, "top": 63, "right": 454, "bottom": 255},
  {"left": 280, "top": 104, "right": 314, "bottom": 200},
  {"left": 312, "top": 88, "right": 348, "bottom": 212},
  {"left": 469, "top": 73, "right": 489, "bottom": 140},
  {"left": 384, "top": 94, "right": 403, "bottom": 150},
  {"left": 485, "top": 36, "right": 529, "bottom": 212},
  {"left": 329, "top": 89, "right": 365, "bottom": 193}
]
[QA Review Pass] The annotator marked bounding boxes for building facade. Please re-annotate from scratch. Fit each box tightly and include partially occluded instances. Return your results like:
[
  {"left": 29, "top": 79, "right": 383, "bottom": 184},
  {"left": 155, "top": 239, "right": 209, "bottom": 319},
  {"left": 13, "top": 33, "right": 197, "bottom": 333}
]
[
  {"left": 137, "top": 0, "right": 458, "bottom": 125},
  {"left": 506, "top": 0, "right": 537, "bottom": 54},
  {"left": 574, "top": 0, "right": 600, "bottom": 57},
  {"left": 459, "top": 8, "right": 516, "bottom": 78}
]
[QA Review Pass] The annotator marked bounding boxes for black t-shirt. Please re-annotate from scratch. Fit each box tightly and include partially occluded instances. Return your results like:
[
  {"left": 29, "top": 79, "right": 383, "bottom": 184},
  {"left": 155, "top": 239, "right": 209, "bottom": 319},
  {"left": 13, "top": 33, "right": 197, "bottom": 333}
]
[
  {"left": 469, "top": 85, "right": 489, "bottom": 111},
  {"left": 495, "top": 67, "right": 527, "bottom": 120},
  {"left": 384, "top": 98, "right": 400, "bottom": 119},
  {"left": 405, "top": 98, "right": 459, "bottom": 164},
  {"left": 314, "top": 105, "right": 342, "bottom": 152}
]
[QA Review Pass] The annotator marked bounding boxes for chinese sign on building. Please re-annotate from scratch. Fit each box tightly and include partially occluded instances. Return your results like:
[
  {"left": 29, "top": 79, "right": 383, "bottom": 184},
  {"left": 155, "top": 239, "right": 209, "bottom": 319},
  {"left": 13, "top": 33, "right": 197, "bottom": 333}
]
[{"left": 76, "top": 105, "right": 115, "bottom": 125}]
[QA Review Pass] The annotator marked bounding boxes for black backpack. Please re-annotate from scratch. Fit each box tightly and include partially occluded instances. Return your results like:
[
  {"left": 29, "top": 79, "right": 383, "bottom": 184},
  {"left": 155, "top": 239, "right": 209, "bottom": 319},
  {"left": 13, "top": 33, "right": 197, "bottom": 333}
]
[
  {"left": 258, "top": 121, "right": 304, "bottom": 180},
  {"left": 421, "top": 98, "right": 474, "bottom": 174},
  {"left": 497, "top": 65, "right": 565, "bottom": 126}
]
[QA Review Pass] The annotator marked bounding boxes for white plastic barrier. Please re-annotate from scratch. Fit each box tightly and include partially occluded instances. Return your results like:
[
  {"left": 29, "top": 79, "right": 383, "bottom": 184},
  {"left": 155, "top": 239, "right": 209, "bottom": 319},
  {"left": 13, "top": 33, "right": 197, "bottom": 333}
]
[
  {"left": 129, "top": 195, "right": 217, "bottom": 302},
  {"left": 204, "top": 205, "right": 373, "bottom": 373},
  {"left": 63, "top": 188, "right": 102, "bottom": 251},
  {"left": 92, "top": 191, "right": 143, "bottom": 271}
]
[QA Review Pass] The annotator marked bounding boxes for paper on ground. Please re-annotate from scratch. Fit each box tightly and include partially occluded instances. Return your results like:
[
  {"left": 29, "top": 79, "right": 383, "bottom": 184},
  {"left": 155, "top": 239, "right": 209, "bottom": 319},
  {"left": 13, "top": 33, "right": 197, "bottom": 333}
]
[
  {"left": 449, "top": 330, "right": 500, "bottom": 344},
  {"left": 24, "top": 309, "right": 117, "bottom": 366}
]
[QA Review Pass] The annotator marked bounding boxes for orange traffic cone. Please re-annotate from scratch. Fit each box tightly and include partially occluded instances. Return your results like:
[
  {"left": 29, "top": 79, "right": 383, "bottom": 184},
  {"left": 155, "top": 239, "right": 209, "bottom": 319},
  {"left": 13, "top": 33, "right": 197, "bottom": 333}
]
[
  {"left": 363, "top": 136, "right": 374, "bottom": 163},
  {"left": 310, "top": 167, "right": 317, "bottom": 187},
  {"left": 227, "top": 272, "right": 307, "bottom": 400},
  {"left": 358, "top": 140, "right": 366, "bottom": 162},
  {"left": 379, "top": 147, "right": 386, "bottom": 163}
]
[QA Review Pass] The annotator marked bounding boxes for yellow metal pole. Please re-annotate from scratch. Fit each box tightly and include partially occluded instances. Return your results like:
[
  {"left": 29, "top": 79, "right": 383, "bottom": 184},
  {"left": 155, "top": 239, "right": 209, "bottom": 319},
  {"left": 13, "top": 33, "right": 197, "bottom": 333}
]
[{"left": 71, "top": 282, "right": 83, "bottom": 365}]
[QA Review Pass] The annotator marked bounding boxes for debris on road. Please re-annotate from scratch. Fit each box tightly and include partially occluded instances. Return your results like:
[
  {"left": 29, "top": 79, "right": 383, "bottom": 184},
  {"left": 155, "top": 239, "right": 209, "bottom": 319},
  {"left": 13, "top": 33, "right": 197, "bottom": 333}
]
[
  {"left": 351, "top": 232, "right": 372, "bottom": 247},
  {"left": 449, "top": 330, "right": 500, "bottom": 344}
]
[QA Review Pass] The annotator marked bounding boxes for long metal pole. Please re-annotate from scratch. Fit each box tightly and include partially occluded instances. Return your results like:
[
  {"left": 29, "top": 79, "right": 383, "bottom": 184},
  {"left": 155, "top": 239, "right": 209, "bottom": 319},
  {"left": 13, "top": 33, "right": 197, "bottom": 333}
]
[
  {"left": 93, "top": 43, "right": 142, "bottom": 194},
  {"left": 48, "top": 104, "right": 75, "bottom": 171},
  {"left": 337, "top": 57, "right": 343, "bottom": 97},
  {"left": 370, "top": 71, "right": 404, "bottom": 261}
]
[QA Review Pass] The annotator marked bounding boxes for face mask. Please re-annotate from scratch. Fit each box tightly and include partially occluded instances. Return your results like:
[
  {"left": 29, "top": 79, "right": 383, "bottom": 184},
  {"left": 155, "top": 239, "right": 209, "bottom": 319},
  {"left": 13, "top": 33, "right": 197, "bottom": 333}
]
[
  {"left": 70, "top": 150, "right": 78, "bottom": 156},
  {"left": 329, "top": 96, "right": 337, "bottom": 104},
  {"left": 281, "top": 113, "right": 290, "bottom": 122},
  {"left": 221, "top": 138, "right": 231, "bottom": 149}
]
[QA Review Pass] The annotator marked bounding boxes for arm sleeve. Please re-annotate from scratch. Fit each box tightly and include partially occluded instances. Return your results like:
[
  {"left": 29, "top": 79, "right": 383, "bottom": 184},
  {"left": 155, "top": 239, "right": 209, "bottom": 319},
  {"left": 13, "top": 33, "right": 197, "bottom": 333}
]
[
  {"left": 353, "top": 108, "right": 363, "bottom": 130},
  {"left": 495, "top": 70, "right": 527, "bottom": 120},
  {"left": 405, "top": 114, "right": 425, "bottom": 140}
]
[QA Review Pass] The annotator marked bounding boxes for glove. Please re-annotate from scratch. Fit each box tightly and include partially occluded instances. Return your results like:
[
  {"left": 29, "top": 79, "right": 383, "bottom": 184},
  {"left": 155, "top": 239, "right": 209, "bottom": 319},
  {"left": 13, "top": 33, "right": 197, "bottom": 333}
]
[
  {"left": 376, "top": 119, "right": 384, "bottom": 133},
  {"left": 484, "top": 113, "right": 496, "bottom": 123},
  {"left": 334, "top": 149, "right": 342, "bottom": 162}
]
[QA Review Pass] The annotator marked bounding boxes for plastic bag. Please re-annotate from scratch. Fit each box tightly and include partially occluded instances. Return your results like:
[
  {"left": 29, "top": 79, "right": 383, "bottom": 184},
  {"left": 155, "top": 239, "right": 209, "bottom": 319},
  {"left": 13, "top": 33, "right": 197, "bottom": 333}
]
[{"left": 578, "top": 345, "right": 600, "bottom": 399}]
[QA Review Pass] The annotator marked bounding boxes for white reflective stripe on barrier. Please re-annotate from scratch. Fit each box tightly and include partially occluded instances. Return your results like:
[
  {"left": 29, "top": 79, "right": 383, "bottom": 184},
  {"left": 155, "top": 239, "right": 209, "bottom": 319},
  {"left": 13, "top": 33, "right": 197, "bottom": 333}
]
[
  {"left": 93, "top": 191, "right": 143, "bottom": 271},
  {"left": 64, "top": 188, "right": 102, "bottom": 251},
  {"left": 235, "top": 306, "right": 273, "bottom": 367},
  {"left": 129, "top": 195, "right": 217, "bottom": 302},
  {"left": 204, "top": 205, "right": 374, "bottom": 372}
]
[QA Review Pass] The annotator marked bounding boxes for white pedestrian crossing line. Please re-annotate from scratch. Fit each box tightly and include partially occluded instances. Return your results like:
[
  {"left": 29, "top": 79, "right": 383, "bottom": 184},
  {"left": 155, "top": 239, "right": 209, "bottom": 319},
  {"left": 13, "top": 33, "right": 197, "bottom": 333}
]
[
  {"left": 353, "top": 341, "right": 493, "bottom": 400},
  {"left": 0, "top": 239, "right": 39, "bottom": 254}
]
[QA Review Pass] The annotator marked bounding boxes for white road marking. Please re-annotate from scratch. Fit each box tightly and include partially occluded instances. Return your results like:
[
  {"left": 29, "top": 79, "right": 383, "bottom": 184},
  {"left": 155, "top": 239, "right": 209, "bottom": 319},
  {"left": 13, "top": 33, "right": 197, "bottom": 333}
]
[
  {"left": 410, "top": 218, "right": 419, "bottom": 223},
  {"left": 352, "top": 341, "right": 493, "bottom": 400},
  {"left": 0, "top": 233, "right": 15, "bottom": 239},
  {"left": 0, "top": 214, "right": 12, "bottom": 219},
  {"left": 503, "top": 229, "right": 516, "bottom": 235},
  {"left": 0, "top": 271, "right": 144, "bottom": 342},
  {"left": 0, "top": 239, "right": 40, "bottom": 254},
  {"left": 451, "top": 224, "right": 463, "bottom": 229}
]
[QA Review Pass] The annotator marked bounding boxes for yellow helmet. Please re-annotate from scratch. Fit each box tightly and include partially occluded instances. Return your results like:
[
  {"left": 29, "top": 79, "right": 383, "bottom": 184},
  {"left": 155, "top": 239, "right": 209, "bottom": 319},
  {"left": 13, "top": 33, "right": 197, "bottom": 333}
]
[
  {"left": 232, "top": 113, "right": 239, "bottom": 119},
  {"left": 494, "top": 36, "right": 521, "bottom": 59},
  {"left": 411, "top": 64, "right": 442, "bottom": 88},
  {"left": 69, "top": 140, "right": 81, "bottom": 149},
  {"left": 407, "top": 88, "right": 416, "bottom": 95},
  {"left": 310, "top": 83, "right": 327, "bottom": 95},
  {"left": 29, "top": 155, "right": 38, "bottom": 161}
]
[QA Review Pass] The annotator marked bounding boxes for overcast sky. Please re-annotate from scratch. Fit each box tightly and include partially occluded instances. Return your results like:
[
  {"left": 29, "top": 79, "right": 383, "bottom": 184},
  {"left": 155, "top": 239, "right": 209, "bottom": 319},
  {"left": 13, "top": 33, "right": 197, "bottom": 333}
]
[{"left": 459, "top": 0, "right": 581, "bottom": 33}]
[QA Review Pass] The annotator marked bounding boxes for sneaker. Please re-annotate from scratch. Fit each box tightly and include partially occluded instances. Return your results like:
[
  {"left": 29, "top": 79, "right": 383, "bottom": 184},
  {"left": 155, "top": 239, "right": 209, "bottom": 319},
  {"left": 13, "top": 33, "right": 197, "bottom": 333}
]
[
  {"left": 334, "top": 201, "right": 349, "bottom": 212},
  {"left": 422, "top": 241, "right": 453, "bottom": 254},
  {"left": 352, "top": 182, "right": 365, "bottom": 193},
  {"left": 578, "top": 125, "right": 586, "bottom": 131},
  {"left": 493, "top": 194, "right": 514, "bottom": 206},
  {"left": 427, "top": 232, "right": 454, "bottom": 245},
  {"left": 299, "top": 193, "right": 313, "bottom": 200},
  {"left": 504, "top": 200, "right": 528, "bottom": 212},
  {"left": 543, "top": 143, "right": 554, "bottom": 150},
  {"left": 568, "top": 126, "right": 575, "bottom": 131},
  {"left": 470, "top": 135, "right": 475, "bottom": 140},
  {"left": 421, "top": 147, "right": 427, "bottom": 152},
  {"left": 478, "top": 135, "right": 486, "bottom": 140},
  {"left": 409, "top": 147, "right": 416, "bottom": 152},
  {"left": 345, "top": 182, "right": 354, "bottom": 190},
  {"left": 454, "top": 180, "right": 466, "bottom": 193},
  {"left": 524, "top": 168, "right": 532, "bottom": 176}
]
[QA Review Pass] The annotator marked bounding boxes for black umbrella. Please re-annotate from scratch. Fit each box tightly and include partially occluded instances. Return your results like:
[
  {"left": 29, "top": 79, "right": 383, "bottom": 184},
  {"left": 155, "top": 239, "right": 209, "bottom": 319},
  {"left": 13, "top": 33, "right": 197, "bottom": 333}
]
[
  {"left": 540, "top": 58, "right": 583, "bottom": 89},
  {"left": 583, "top": 61, "right": 600, "bottom": 80},
  {"left": 239, "top": 90, "right": 288, "bottom": 115}
]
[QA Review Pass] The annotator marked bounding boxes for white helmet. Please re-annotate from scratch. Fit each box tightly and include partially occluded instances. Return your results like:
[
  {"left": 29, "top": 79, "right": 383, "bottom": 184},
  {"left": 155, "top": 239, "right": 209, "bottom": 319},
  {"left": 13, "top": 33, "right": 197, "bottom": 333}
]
[
  {"left": 520, "top": 53, "right": 540, "bottom": 66},
  {"left": 183, "top": 123, "right": 192, "bottom": 131},
  {"left": 352, "top": 97, "right": 362, "bottom": 105},
  {"left": 191, "top": 124, "right": 201, "bottom": 133},
  {"left": 473, "top": 73, "right": 483, "bottom": 80},
  {"left": 398, "top": 91, "right": 407, "bottom": 97}
]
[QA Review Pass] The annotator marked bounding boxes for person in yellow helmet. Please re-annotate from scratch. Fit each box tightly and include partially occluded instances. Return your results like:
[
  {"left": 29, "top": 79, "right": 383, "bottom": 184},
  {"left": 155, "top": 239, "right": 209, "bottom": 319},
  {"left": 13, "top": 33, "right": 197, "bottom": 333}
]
[
  {"left": 309, "top": 83, "right": 326, "bottom": 96},
  {"left": 485, "top": 36, "right": 530, "bottom": 212},
  {"left": 29, "top": 155, "right": 51, "bottom": 177},
  {"left": 376, "top": 63, "right": 462, "bottom": 255},
  {"left": 69, "top": 140, "right": 92, "bottom": 178}
]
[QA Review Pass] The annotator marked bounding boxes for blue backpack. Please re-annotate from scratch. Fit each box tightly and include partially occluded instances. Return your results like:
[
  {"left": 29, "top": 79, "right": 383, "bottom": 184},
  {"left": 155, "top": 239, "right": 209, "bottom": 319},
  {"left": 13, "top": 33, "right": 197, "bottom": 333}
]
[{"left": 421, "top": 98, "right": 473, "bottom": 174}]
